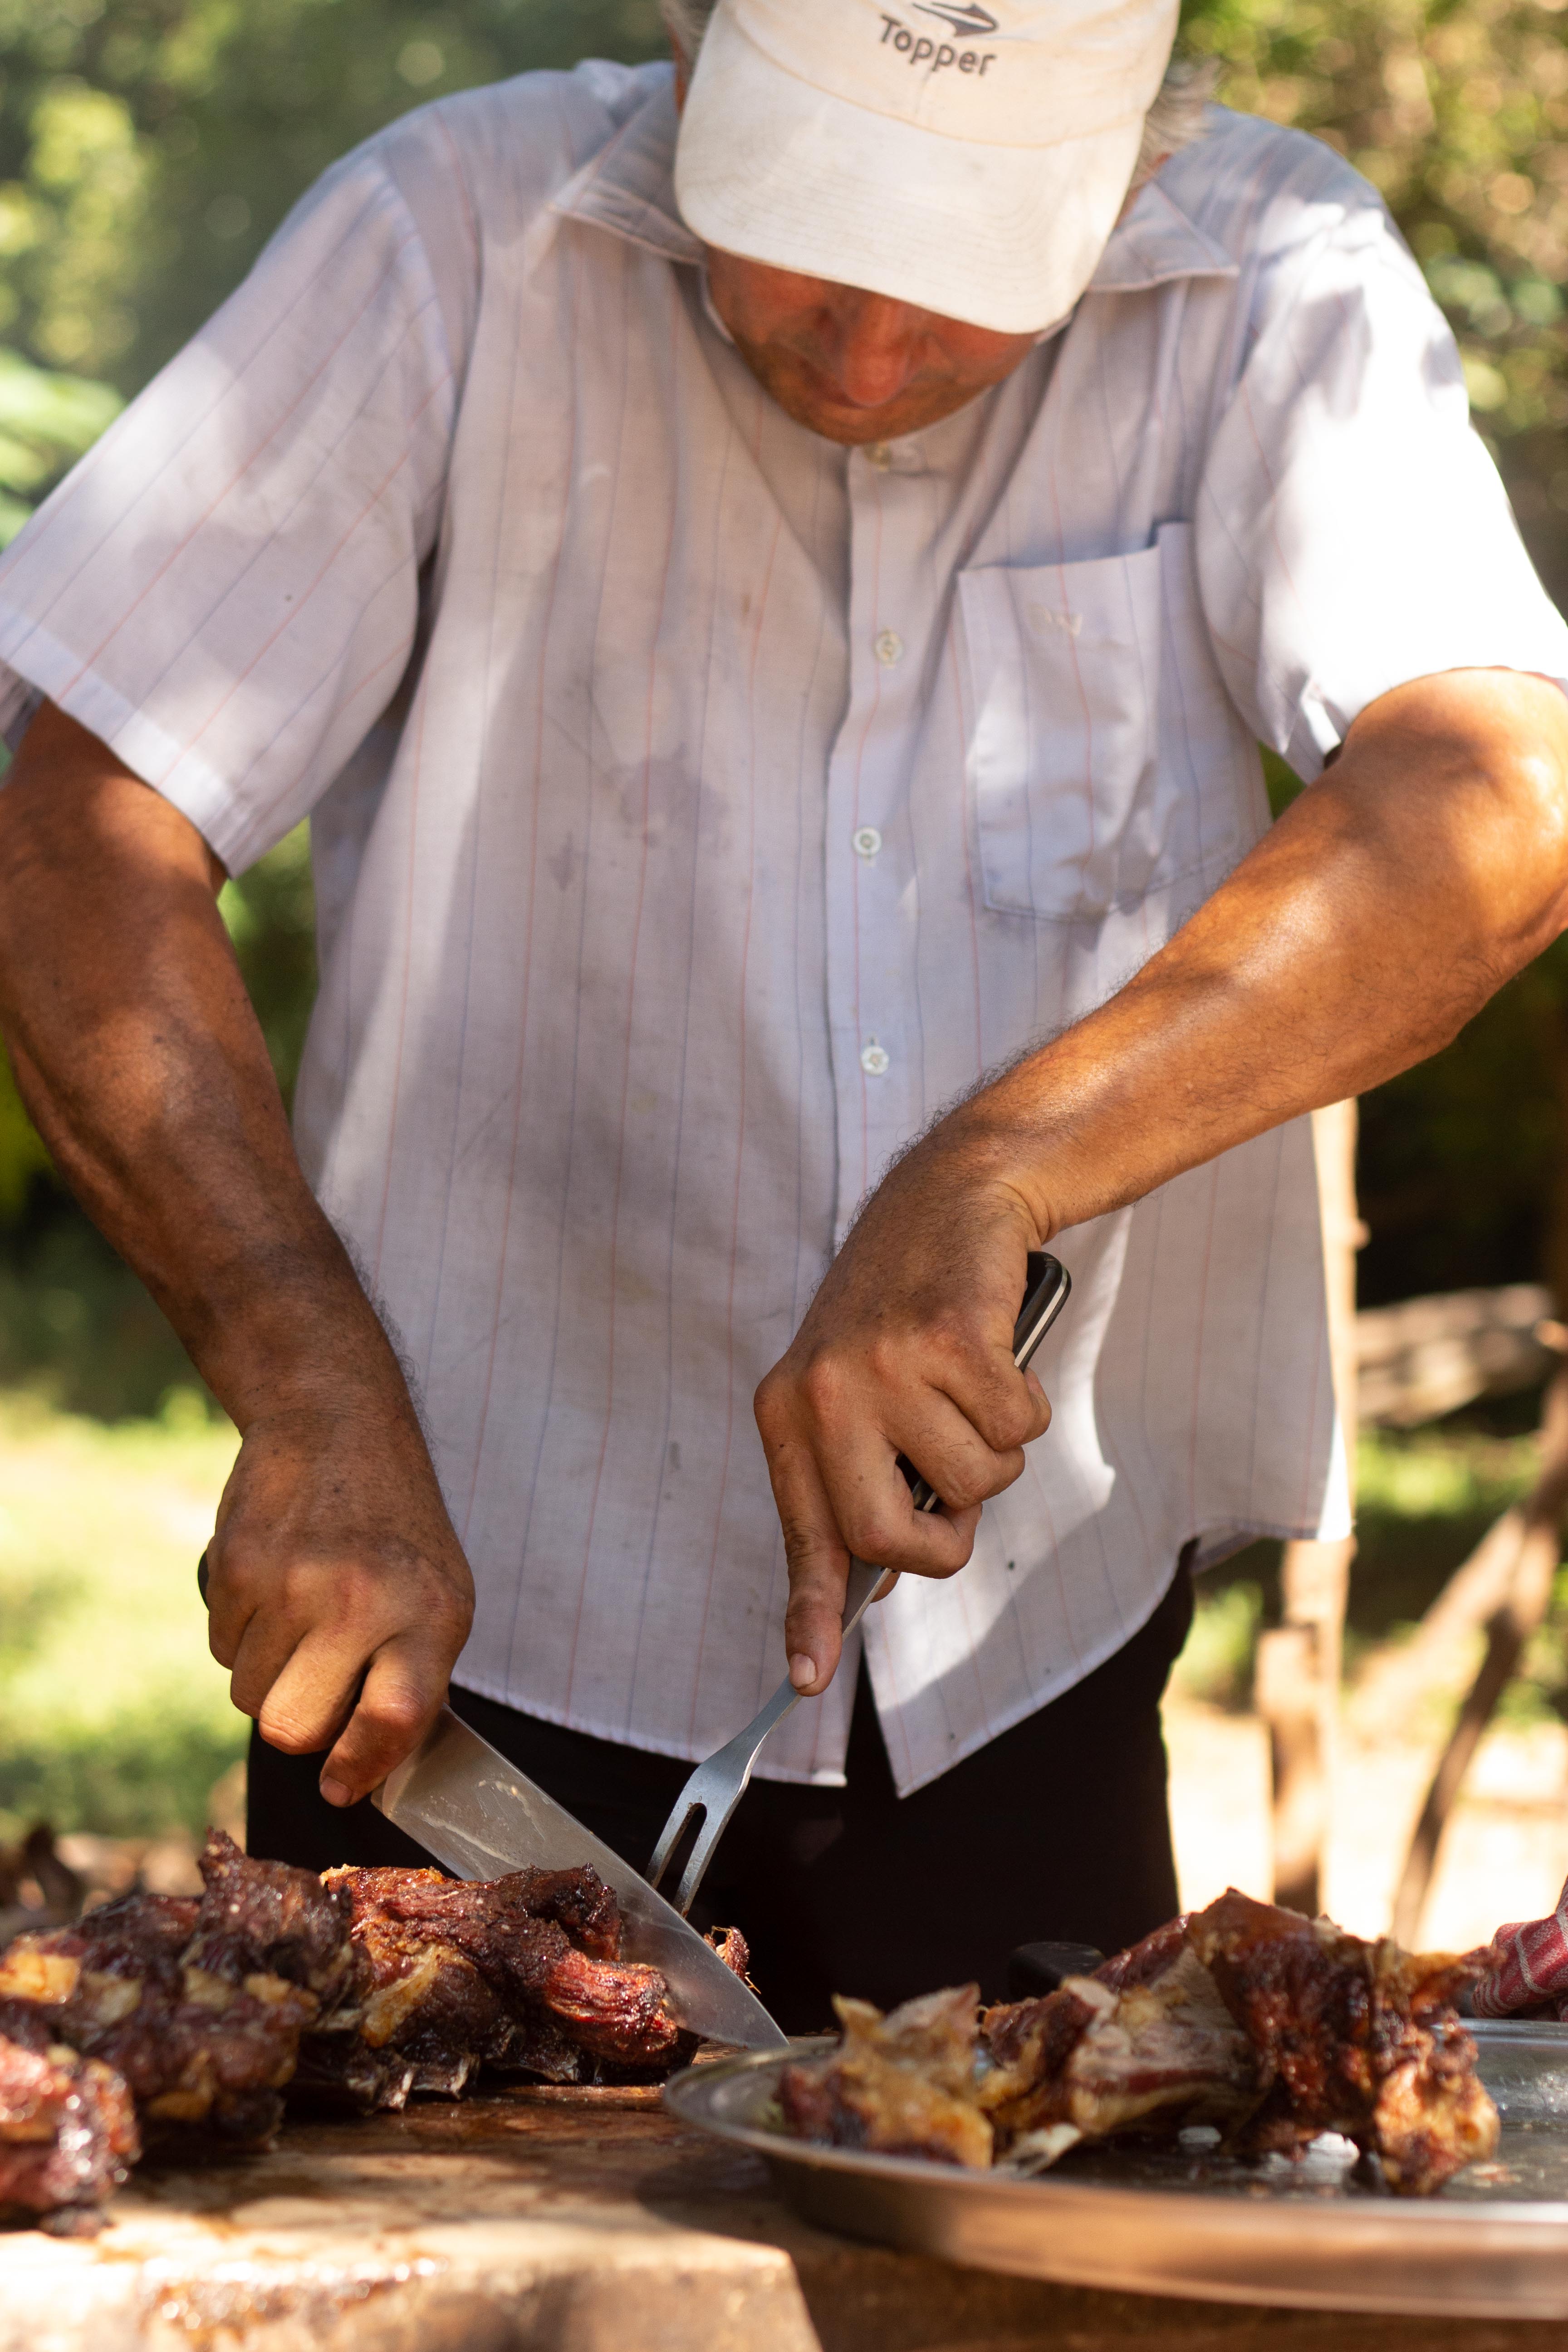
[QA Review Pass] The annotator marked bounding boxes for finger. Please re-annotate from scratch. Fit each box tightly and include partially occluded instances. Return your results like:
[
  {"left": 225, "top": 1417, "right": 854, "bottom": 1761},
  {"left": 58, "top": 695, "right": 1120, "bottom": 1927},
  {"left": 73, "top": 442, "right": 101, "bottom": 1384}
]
[
  {"left": 880, "top": 1388, "right": 1029, "bottom": 1513},
  {"left": 811, "top": 1429, "right": 980, "bottom": 1577},
  {"left": 783, "top": 1545, "right": 850, "bottom": 1700},
  {"left": 319, "top": 1638, "right": 448, "bottom": 1805},
  {"left": 932, "top": 1344, "right": 1054, "bottom": 1457},
  {"left": 226, "top": 1602, "right": 314, "bottom": 1722},
  {"left": 254, "top": 1627, "right": 374, "bottom": 1758},
  {"left": 764, "top": 1429, "right": 852, "bottom": 1696},
  {"left": 202, "top": 1539, "right": 263, "bottom": 1670}
]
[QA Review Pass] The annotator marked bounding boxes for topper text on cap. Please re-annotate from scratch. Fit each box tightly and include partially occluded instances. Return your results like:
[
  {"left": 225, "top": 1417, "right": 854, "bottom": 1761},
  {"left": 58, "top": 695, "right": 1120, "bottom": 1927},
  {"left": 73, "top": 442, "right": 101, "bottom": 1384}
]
[{"left": 915, "top": 2, "right": 1000, "bottom": 30}]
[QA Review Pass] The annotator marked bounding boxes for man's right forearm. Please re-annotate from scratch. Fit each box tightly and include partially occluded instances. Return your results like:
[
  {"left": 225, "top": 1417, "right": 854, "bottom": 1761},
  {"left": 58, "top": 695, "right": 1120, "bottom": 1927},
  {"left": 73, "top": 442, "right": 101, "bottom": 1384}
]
[
  {"left": 0, "top": 700, "right": 475, "bottom": 1804},
  {"left": 0, "top": 700, "right": 390, "bottom": 1414}
]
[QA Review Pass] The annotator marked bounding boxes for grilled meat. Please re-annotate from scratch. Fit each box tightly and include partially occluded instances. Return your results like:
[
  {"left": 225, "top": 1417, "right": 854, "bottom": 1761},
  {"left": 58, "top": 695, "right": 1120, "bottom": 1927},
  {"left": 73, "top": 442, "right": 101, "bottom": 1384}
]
[
  {"left": 185, "top": 1831, "right": 353, "bottom": 2002},
  {"left": 979, "top": 1943, "right": 1258, "bottom": 2153},
  {"left": 779, "top": 1985, "right": 992, "bottom": 2169},
  {"left": 0, "top": 2021, "right": 138, "bottom": 2232},
  {"left": 314, "top": 1862, "right": 680, "bottom": 2103},
  {"left": 0, "top": 1839, "right": 717, "bottom": 2220},
  {"left": 779, "top": 1891, "right": 1496, "bottom": 2195},
  {"left": 0, "top": 1833, "right": 342, "bottom": 2152},
  {"left": 1187, "top": 1888, "right": 1498, "bottom": 2192}
]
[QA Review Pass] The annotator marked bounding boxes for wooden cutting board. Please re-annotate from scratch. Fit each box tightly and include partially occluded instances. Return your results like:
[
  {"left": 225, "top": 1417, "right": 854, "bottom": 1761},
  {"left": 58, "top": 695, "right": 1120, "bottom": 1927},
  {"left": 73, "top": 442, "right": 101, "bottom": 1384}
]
[{"left": 0, "top": 2088, "right": 1563, "bottom": 2352}]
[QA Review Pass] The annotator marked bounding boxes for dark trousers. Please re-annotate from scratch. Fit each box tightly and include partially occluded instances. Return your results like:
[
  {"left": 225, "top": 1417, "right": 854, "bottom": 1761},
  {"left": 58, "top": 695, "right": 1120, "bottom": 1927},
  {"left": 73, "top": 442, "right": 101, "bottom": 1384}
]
[{"left": 247, "top": 1558, "right": 1193, "bottom": 2034}]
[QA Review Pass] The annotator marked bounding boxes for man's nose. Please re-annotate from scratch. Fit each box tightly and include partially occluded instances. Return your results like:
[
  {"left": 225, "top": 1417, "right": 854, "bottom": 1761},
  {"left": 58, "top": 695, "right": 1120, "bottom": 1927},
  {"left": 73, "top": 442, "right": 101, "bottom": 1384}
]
[{"left": 823, "top": 292, "right": 926, "bottom": 408}]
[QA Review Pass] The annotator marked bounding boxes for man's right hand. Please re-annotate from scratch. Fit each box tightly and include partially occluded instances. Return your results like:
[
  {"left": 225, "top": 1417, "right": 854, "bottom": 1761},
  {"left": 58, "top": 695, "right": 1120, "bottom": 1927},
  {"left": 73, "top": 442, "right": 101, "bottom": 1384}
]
[
  {"left": 0, "top": 701, "right": 473, "bottom": 1806},
  {"left": 206, "top": 1390, "right": 474, "bottom": 1806}
]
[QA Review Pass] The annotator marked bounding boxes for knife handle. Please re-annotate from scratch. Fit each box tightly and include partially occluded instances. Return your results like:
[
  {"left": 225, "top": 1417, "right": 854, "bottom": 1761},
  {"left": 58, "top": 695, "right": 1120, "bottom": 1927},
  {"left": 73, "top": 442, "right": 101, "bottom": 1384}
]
[{"left": 895, "top": 1249, "right": 1071, "bottom": 1512}]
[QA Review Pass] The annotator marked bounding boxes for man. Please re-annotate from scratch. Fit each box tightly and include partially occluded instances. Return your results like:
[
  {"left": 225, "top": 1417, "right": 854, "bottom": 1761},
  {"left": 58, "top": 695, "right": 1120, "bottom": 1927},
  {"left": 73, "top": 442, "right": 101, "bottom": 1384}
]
[{"left": 1, "top": 0, "right": 1566, "bottom": 2027}]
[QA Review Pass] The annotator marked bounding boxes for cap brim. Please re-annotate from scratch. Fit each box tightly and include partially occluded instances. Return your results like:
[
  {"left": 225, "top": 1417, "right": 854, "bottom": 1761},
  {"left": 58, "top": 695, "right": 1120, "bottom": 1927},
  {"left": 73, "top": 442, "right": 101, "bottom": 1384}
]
[{"left": 674, "top": 8, "right": 1144, "bottom": 335}]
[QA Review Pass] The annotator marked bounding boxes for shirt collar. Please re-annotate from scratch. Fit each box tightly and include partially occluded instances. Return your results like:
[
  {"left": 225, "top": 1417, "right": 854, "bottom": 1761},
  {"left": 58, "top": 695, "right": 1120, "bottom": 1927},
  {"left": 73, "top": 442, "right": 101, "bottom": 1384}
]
[
  {"left": 551, "top": 72, "right": 702, "bottom": 265},
  {"left": 1089, "top": 176, "right": 1238, "bottom": 292},
  {"left": 554, "top": 69, "right": 1236, "bottom": 296}
]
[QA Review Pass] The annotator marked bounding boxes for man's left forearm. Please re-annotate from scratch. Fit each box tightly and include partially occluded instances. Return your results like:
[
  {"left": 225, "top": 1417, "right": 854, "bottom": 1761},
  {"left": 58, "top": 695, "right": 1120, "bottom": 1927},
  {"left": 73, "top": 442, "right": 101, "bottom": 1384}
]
[
  {"left": 757, "top": 667, "right": 1568, "bottom": 1692},
  {"left": 955, "top": 668, "right": 1568, "bottom": 1239}
]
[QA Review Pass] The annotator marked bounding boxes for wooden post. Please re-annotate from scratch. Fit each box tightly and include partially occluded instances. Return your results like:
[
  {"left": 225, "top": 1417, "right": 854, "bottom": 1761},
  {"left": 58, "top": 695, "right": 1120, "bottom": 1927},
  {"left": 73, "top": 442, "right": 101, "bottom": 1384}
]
[
  {"left": 1391, "top": 1357, "right": 1568, "bottom": 1945},
  {"left": 1259, "top": 1100, "right": 1361, "bottom": 1915}
]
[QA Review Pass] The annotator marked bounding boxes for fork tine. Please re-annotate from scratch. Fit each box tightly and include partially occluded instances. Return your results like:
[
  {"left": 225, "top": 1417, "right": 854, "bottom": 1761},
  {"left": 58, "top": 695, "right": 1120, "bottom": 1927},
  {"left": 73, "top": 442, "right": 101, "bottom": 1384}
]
[
  {"left": 671, "top": 1804, "right": 733, "bottom": 1917},
  {"left": 646, "top": 1790, "right": 705, "bottom": 1895},
  {"left": 646, "top": 1676, "right": 803, "bottom": 1911}
]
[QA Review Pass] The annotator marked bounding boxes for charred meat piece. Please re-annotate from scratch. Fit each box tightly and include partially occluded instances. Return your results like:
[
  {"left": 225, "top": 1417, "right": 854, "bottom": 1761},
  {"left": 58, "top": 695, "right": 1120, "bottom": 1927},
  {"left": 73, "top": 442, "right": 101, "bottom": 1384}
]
[
  {"left": 1094, "top": 1914, "right": 1188, "bottom": 1993},
  {"left": 0, "top": 1865, "right": 324, "bottom": 2151},
  {"left": 707, "top": 1926, "right": 752, "bottom": 1981},
  {"left": 0, "top": 2029, "right": 138, "bottom": 2228},
  {"left": 526, "top": 1936, "right": 679, "bottom": 2066},
  {"left": 328, "top": 1864, "right": 622, "bottom": 1982},
  {"left": 1188, "top": 1888, "right": 1498, "bottom": 2192},
  {"left": 353, "top": 1922, "right": 510, "bottom": 2056},
  {"left": 779, "top": 1986, "right": 992, "bottom": 2170},
  {"left": 323, "top": 1864, "right": 679, "bottom": 2073},
  {"left": 84, "top": 1970, "right": 316, "bottom": 2142},
  {"left": 186, "top": 1831, "right": 353, "bottom": 2002},
  {"left": 289, "top": 2040, "right": 420, "bottom": 2116},
  {"left": 73, "top": 1890, "right": 200, "bottom": 1983},
  {"left": 0, "top": 1843, "right": 715, "bottom": 2220}
]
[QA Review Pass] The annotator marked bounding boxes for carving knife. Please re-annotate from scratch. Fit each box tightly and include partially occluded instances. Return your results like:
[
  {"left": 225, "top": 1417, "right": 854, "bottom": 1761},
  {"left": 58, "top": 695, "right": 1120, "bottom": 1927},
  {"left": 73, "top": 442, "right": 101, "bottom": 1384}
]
[
  {"left": 196, "top": 1555, "right": 787, "bottom": 2050},
  {"left": 372, "top": 1705, "right": 789, "bottom": 2051}
]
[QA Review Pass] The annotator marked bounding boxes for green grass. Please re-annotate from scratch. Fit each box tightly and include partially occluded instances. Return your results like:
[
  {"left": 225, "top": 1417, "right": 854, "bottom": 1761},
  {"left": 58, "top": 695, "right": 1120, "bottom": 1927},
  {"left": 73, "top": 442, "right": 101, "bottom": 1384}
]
[{"left": 0, "top": 1388, "right": 244, "bottom": 1838}]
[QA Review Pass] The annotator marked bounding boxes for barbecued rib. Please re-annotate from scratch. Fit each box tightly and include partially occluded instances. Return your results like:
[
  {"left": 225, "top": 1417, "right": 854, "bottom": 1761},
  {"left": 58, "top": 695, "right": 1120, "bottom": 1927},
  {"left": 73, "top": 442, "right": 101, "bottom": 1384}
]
[
  {"left": 186, "top": 1831, "right": 353, "bottom": 2001},
  {"left": 980, "top": 1944, "right": 1258, "bottom": 2150},
  {"left": 0, "top": 1832, "right": 352, "bottom": 2152}
]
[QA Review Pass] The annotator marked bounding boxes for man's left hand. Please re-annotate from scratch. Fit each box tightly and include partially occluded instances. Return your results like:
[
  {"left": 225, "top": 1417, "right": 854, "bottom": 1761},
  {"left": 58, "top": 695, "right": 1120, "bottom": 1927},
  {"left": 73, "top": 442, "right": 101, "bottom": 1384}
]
[{"left": 755, "top": 1130, "right": 1052, "bottom": 1695}]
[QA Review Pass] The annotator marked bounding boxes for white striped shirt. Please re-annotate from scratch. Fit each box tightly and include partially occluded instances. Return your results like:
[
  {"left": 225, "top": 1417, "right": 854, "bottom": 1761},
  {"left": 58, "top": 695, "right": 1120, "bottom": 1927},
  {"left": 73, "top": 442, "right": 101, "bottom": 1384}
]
[{"left": 3, "top": 63, "right": 1566, "bottom": 1793}]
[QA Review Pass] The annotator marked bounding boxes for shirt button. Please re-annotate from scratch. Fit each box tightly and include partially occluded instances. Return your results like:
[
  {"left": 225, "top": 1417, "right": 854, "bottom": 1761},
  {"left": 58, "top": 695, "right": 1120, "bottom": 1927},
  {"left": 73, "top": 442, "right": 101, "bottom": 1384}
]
[
  {"left": 859, "top": 1040, "right": 891, "bottom": 1077},
  {"left": 852, "top": 825, "right": 882, "bottom": 860},
  {"left": 866, "top": 441, "right": 892, "bottom": 470},
  {"left": 874, "top": 629, "right": 904, "bottom": 666}
]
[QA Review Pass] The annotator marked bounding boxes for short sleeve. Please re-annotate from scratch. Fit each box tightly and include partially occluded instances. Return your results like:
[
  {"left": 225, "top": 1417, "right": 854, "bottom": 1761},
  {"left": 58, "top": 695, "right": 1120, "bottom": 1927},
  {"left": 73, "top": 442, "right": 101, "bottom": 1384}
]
[
  {"left": 0, "top": 142, "right": 458, "bottom": 872},
  {"left": 1194, "top": 190, "right": 1568, "bottom": 779}
]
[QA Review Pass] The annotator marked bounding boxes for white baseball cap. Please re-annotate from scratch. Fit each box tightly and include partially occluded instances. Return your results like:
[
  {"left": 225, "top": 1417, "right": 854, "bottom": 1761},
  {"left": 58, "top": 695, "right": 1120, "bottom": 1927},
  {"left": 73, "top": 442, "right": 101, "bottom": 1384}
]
[{"left": 673, "top": 0, "right": 1179, "bottom": 335}]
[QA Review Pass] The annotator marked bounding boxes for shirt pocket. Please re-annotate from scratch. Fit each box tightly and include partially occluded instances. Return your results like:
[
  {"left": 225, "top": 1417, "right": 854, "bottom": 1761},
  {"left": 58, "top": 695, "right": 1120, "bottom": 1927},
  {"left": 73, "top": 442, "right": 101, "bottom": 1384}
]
[{"left": 959, "top": 523, "right": 1237, "bottom": 924}]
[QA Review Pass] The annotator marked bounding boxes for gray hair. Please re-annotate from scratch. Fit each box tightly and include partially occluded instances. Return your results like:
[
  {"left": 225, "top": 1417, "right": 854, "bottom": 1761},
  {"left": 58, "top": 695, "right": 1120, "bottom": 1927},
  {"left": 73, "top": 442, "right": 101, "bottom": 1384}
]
[{"left": 660, "top": 3, "right": 1216, "bottom": 190}]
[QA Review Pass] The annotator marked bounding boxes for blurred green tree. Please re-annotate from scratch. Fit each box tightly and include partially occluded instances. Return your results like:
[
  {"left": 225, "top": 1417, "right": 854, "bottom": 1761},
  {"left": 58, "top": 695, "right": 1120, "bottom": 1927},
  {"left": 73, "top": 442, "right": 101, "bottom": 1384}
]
[{"left": 1181, "top": 0, "right": 1568, "bottom": 605}]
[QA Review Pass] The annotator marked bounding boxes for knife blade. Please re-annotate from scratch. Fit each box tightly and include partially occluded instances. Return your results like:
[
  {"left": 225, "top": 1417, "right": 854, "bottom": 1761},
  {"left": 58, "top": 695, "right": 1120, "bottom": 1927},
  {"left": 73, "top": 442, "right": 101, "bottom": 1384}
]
[{"left": 373, "top": 1705, "right": 787, "bottom": 2051}]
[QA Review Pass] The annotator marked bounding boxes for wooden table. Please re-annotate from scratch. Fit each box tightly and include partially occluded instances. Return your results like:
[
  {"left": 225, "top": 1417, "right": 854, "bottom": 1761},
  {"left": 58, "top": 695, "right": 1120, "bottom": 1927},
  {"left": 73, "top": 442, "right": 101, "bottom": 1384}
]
[{"left": 0, "top": 2088, "right": 1557, "bottom": 2351}]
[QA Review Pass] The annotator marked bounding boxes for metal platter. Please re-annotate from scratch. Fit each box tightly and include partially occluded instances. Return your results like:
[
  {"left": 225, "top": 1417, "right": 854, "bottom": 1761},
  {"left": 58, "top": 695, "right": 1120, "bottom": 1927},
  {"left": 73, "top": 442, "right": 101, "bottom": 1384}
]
[{"left": 664, "top": 2021, "right": 1568, "bottom": 2318}]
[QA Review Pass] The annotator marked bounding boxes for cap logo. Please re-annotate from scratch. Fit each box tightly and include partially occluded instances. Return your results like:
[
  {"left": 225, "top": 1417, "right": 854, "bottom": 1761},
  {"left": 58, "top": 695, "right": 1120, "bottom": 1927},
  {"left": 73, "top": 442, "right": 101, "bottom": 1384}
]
[
  {"left": 879, "top": 10, "right": 999, "bottom": 70},
  {"left": 913, "top": 1, "right": 1000, "bottom": 30},
  {"left": 719, "top": 0, "right": 1179, "bottom": 149}
]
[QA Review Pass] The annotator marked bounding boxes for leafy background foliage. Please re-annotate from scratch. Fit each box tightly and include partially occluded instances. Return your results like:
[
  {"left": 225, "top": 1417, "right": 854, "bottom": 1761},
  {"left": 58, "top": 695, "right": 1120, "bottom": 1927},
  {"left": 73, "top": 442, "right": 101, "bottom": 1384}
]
[{"left": 3, "top": 0, "right": 1568, "bottom": 1416}]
